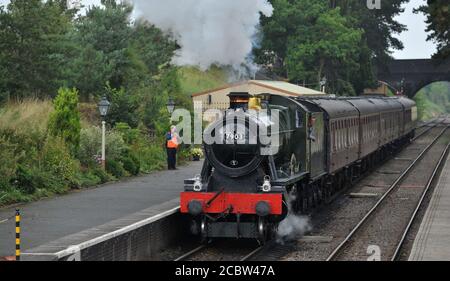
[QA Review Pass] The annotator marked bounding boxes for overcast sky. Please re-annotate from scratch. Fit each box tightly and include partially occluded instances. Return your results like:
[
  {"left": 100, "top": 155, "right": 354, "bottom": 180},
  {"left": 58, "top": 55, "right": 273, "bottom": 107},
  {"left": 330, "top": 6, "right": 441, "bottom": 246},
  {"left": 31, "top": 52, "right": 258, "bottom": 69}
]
[{"left": 0, "top": 0, "right": 438, "bottom": 59}]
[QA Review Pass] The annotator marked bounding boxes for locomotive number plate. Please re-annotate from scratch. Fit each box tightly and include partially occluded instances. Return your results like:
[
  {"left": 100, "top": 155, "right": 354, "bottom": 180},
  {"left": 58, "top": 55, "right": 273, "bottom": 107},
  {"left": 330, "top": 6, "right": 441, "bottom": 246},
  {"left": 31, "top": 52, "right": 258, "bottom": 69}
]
[{"left": 225, "top": 132, "right": 244, "bottom": 141}]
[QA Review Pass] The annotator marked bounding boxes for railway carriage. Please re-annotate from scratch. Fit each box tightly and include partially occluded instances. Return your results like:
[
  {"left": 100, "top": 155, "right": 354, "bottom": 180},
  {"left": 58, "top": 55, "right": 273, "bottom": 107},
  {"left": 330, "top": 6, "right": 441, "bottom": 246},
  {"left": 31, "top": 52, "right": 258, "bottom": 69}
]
[{"left": 180, "top": 92, "right": 418, "bottom": 243}]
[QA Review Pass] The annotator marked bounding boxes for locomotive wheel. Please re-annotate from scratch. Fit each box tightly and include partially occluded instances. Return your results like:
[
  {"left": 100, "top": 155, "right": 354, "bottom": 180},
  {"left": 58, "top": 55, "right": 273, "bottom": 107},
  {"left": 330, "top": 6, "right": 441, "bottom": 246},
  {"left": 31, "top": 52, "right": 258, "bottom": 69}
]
[
  {"left": 257, "top": 217, "right": 269, "bottom": 245},
  {"left": 200, "top": 217, "right": 209, "bottom": 244}
]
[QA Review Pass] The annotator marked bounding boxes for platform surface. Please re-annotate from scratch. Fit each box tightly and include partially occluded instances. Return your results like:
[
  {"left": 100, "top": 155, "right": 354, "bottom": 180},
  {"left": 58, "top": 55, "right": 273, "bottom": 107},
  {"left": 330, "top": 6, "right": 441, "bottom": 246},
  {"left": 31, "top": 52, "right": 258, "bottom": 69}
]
[
  {"left": 0, "top": 161, "right": 203, "bottom": 257},
  {"left": 409, "top": 153, "right": 450, "bottom": 261}
]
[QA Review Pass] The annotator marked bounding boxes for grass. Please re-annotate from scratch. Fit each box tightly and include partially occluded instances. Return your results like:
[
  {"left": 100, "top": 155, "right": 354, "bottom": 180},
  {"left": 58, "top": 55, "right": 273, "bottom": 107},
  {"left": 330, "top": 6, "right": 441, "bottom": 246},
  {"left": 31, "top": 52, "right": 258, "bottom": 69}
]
[
  {"left": 178, "top": 66, "right": 228, "bottom": 96},
  {"left": 0, "top": 99, "right": 53, "bottom": 134}
]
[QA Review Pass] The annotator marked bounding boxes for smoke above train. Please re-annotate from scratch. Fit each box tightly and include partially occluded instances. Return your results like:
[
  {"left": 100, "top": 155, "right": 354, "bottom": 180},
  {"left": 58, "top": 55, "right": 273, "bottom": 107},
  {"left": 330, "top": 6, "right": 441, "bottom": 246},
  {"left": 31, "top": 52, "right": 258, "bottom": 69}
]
[{"left": 131, "top": 0, "right": 274, "bottom": 78}]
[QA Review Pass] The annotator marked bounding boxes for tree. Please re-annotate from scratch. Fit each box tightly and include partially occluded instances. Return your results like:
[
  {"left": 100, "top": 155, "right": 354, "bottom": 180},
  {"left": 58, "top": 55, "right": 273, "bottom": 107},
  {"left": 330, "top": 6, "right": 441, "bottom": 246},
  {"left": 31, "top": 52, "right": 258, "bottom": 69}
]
[
  {"left": 0, "top": 0, "right": 73, "bottom": 99},
  {"left": 256, "top": 0, "right": 362, "bottom": 95},
  {"left": 256, "top": 0, "right": 407, "bottom": 95},
  {"left": 331, "top": 0, "right": 408, "bottom": 66},
  {"left": 66, "top": 0, "right": 176, "bottom": 101},
  {"left": 104, "top": 83, "right": 139, "bottom": 128},
  {"left": 416, "top": 0, "right": 450, "bottom": 58},
  {"left": 48, "top": 88, "right": 81, "bottom": 155}
]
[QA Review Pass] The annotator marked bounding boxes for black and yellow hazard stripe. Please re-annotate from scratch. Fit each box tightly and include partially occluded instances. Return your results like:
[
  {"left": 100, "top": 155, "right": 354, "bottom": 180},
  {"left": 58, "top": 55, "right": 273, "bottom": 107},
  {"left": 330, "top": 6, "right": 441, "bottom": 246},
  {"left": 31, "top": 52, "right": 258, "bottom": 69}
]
[{"left": 15, "top": 209, "right": 20, "bottom": 261}]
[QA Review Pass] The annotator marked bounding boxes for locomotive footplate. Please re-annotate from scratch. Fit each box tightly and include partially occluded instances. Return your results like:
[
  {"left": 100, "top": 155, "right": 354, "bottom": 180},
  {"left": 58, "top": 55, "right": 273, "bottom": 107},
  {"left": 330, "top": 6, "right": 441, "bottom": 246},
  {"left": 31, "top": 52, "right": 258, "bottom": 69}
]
[{"left": 180, "top": 192, "right": 283, "bottom": 216}]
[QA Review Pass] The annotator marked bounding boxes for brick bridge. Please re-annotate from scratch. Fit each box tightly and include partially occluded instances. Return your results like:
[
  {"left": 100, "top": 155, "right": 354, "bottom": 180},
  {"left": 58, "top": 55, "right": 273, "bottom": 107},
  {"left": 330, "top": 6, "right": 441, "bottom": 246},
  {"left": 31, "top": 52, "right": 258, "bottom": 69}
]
[{"left": 377, "top": 58, "right": 450, "bottom": 97}]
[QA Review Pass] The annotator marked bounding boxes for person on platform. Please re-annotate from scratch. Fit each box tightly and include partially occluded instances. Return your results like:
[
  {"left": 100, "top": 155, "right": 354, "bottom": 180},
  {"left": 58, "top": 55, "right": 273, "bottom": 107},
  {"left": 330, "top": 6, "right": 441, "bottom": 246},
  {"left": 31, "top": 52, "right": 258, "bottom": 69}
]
[{"left": 166, "top": 125, "right": 180, "bottom": 170}]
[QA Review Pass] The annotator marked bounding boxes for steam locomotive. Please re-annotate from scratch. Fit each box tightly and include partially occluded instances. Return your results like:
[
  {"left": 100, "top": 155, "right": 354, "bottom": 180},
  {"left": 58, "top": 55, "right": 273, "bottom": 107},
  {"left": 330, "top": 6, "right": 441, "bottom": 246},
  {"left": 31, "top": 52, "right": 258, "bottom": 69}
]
[{"left": 180, "top": 92, "right": 417, "bottom": 243}]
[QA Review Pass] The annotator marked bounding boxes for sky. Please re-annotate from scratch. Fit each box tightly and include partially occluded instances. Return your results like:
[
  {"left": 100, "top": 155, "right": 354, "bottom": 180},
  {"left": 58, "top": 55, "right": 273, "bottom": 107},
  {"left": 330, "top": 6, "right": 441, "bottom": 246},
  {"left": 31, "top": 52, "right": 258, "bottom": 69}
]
[
  {"left": 0, "top": 0, "right": 438, "bottom": 59},
  {"left": 391, "top": 0, "right": 437, "bottom": 59}
]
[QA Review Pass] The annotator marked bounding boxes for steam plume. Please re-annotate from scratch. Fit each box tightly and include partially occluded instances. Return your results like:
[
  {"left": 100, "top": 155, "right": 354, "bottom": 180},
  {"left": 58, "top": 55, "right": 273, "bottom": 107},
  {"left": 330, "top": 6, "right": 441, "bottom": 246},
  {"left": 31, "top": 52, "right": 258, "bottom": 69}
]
[
  {"left": 130, "top": 0, "right": 273, "bottom": 79},
  {"left": 276, "top": 188, "right": 312, "bottom": 244}
]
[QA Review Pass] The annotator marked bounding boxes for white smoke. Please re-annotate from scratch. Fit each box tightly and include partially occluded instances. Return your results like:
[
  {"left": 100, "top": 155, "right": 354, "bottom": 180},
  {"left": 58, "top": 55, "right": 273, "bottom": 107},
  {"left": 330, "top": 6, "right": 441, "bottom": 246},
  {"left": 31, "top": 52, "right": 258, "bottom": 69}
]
[
  {"left": 276, "top": 188, "right": 312, "bottom": 244},
  {"left": 276, "top": 214, "right": 312, "bottom": 244},
  {"left": 130, "top": 0, "right": 273, "bottom": 79}
]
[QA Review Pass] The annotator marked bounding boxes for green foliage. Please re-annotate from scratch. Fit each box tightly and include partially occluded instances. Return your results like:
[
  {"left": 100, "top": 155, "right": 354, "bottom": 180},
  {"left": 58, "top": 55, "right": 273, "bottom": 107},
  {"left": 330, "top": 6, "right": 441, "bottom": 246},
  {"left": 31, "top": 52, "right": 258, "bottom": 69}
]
[
  {"left": 77, "top": 171, "right": 102, "bottom": 188},
  {"left": 137, "top": 144, "right": 167, "bottom": 173},
  {"left": 0, "top": 0, "right": 73, "bottom": 98},
  {"left": 256, "top": 0, "right": 408, "bottom": 95},
  {"left": 0, "top": 0, "right": 180, "bottom": 206},
  {"left": 13, "top": 164, "right": 66, "bottom": 195},
  {"left": 178, "top": 66, "right": 227, "bottom": 95},
  {"left": 414, "top": 82, "right": 450, "bottom": 120},
  {"left": 48, "top": 88, "right": 81, "bottom": 155},
  {"left": 257, "top": 0, "right": 363, "bottom": 95},
  {"left": 106, "top": 159, "right": 126, "bottom": 178},
  {"left": 64, "top": 0, "right": 176, "bottom": 101},
  {"left": 78, "top": 126, "right": 127, "bottom": 167},
  {"left": 105, "top": 84, "right": 139, "bottom": 127},
  {"left": 0, "top": 137, "right": 19, "bottom": 189},
  {"left": 331, "top": 0, "right": 408, "bottom": 66},
  {"left": 76, "top": 166, "right": 113, "bottom": 187},
  {"left": 190, "top": 148, "right": 204, "bottom": 158},
  {"left": 92, "top": 167, "right": 114, "bottom": 183},
  {"left": 285, "top": 7, "right": 362, "bottom": 94},
  {"left": 416, "top": 0, "right": 450, "bottom": 58},
  {"left": 121, "top": 153, "right": 140, "bottom": 176},
  {"left": 115, "top": 122, "right": 141, "bottom": 144},
  {"left": 41, "top": 136, "right": 80, "bottom": 188}
]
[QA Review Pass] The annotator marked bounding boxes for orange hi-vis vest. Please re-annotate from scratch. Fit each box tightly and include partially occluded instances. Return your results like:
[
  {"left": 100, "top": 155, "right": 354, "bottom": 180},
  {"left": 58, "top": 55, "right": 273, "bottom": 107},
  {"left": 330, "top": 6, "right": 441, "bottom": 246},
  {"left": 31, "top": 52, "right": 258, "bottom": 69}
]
[{"left": 167, "top": 133, "right": 179, "bottom": 149}]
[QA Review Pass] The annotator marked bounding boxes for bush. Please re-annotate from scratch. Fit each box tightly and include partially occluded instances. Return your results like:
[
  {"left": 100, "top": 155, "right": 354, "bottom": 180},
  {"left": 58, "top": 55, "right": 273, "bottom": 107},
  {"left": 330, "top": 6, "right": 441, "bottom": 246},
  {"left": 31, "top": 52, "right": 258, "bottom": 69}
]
[
  {"left": 105, "top": 85, "right": 139, "bottom": 128},
  {"left": 13, "top": 165, "right": 37, "bottom": 194},
  {"left": 121, "top": 154, "right": 140, "bottom": 176},
  {"left": 115, "top": 122, "right": 140, "bottom": 144},
  {"left": 138, "top": 144, "right": 166, "bottom": 173},
  {"left": 48, "top": 88, "right": 81, "bottom": 155},
  {"left": 41, "top": 136, "right": 80, "bottom": 188},
  {"left": 91, "top": 167, "right": 113, "bottom": 183},
  {"left": 106, "top": 160, "right": 126, "bottom": 178},
  {"left": 77, "top": 171, "right": 101, "bottom": 188},
  {"left": 78, "top": 126, "right": 127, "bottom": 167},
  {"left": 13, "top": 165, "right": 66, "bottom": 195}
]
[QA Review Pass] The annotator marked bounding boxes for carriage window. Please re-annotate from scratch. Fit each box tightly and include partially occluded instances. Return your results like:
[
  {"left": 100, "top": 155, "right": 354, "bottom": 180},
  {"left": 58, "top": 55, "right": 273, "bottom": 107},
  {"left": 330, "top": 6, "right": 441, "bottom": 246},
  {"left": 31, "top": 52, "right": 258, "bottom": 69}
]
[
  {"left": 332, "top": 123, "right": 337, "bottom": 152},
  {"left": 296, "top": 110, "right": 303, "bottom": 128}
]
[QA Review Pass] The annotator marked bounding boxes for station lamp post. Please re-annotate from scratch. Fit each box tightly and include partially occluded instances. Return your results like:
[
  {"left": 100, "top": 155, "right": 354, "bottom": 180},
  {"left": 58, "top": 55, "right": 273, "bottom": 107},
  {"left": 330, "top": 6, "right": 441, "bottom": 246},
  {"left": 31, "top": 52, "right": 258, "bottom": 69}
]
[
  {"left": 167, "top": 97, "right": 176, "bottom": 115},
  {"left": 98, "top": 96, "right": 111, "bottom": 170},
  {"left": 320, "top": 77, "right": 327, "bottom": 93}
]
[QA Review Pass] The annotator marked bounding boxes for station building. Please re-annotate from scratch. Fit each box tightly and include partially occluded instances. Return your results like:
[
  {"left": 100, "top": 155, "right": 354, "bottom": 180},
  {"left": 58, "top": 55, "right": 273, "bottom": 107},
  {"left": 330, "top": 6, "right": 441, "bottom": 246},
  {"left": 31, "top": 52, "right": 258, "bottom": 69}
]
[{"left": 192, "top": 80, "right": 325, "bottom": 122}]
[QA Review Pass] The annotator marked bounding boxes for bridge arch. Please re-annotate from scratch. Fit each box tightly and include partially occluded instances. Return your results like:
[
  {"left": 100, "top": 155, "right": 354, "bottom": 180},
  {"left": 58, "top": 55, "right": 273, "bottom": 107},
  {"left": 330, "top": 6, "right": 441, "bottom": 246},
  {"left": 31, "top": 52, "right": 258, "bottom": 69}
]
[{"left": 377, "top": 58, "right": 450, "bottom": 98}]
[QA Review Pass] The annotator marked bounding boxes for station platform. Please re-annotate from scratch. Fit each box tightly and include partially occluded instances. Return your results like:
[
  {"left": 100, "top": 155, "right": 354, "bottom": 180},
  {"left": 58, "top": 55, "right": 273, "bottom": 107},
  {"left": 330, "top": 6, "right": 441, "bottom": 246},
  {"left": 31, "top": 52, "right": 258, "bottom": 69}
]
[
  {"left": 409, "top": 153, "right": 450, "bottom": 261},
  {"left": 0, "top": 161, "right": 203, "bottom": 258}
]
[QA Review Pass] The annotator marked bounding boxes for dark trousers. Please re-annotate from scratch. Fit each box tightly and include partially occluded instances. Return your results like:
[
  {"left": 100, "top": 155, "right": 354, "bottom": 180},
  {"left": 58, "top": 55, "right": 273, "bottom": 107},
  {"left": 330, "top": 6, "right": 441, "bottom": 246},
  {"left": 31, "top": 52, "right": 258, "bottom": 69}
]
[{"left": 167, "top": 148, "right": 177, "bottom": 170}]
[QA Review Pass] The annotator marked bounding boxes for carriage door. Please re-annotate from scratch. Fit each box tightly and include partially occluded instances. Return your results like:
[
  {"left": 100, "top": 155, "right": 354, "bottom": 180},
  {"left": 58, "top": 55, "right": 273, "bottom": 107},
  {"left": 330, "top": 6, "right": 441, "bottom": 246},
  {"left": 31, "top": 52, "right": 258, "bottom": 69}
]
[{"left": 309, "top": 112, "right": 326, "bottom": 178}]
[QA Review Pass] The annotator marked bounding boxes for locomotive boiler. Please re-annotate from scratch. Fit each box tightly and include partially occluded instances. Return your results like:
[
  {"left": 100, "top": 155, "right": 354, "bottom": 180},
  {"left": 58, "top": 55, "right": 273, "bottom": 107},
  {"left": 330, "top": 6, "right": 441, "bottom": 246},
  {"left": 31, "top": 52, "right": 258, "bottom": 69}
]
[{"left": 180, "top": 92, "right": 417, "bottom": 243}]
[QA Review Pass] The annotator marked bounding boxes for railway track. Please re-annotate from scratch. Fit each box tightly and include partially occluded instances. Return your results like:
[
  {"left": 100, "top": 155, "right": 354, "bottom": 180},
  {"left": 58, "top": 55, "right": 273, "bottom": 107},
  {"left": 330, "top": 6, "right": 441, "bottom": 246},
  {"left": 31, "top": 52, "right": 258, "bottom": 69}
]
[
  {"left": 174, "top": 242, "right": 266, "bottom": 262},
  {"left": 326, "top": 120, "right": 450, "bottom": 261},
  {"left": 413, "top": 118, "right": 441, "bottom": 141},
  {"left": 249, "top": 118, "right": 450, "bottom": 262}
]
